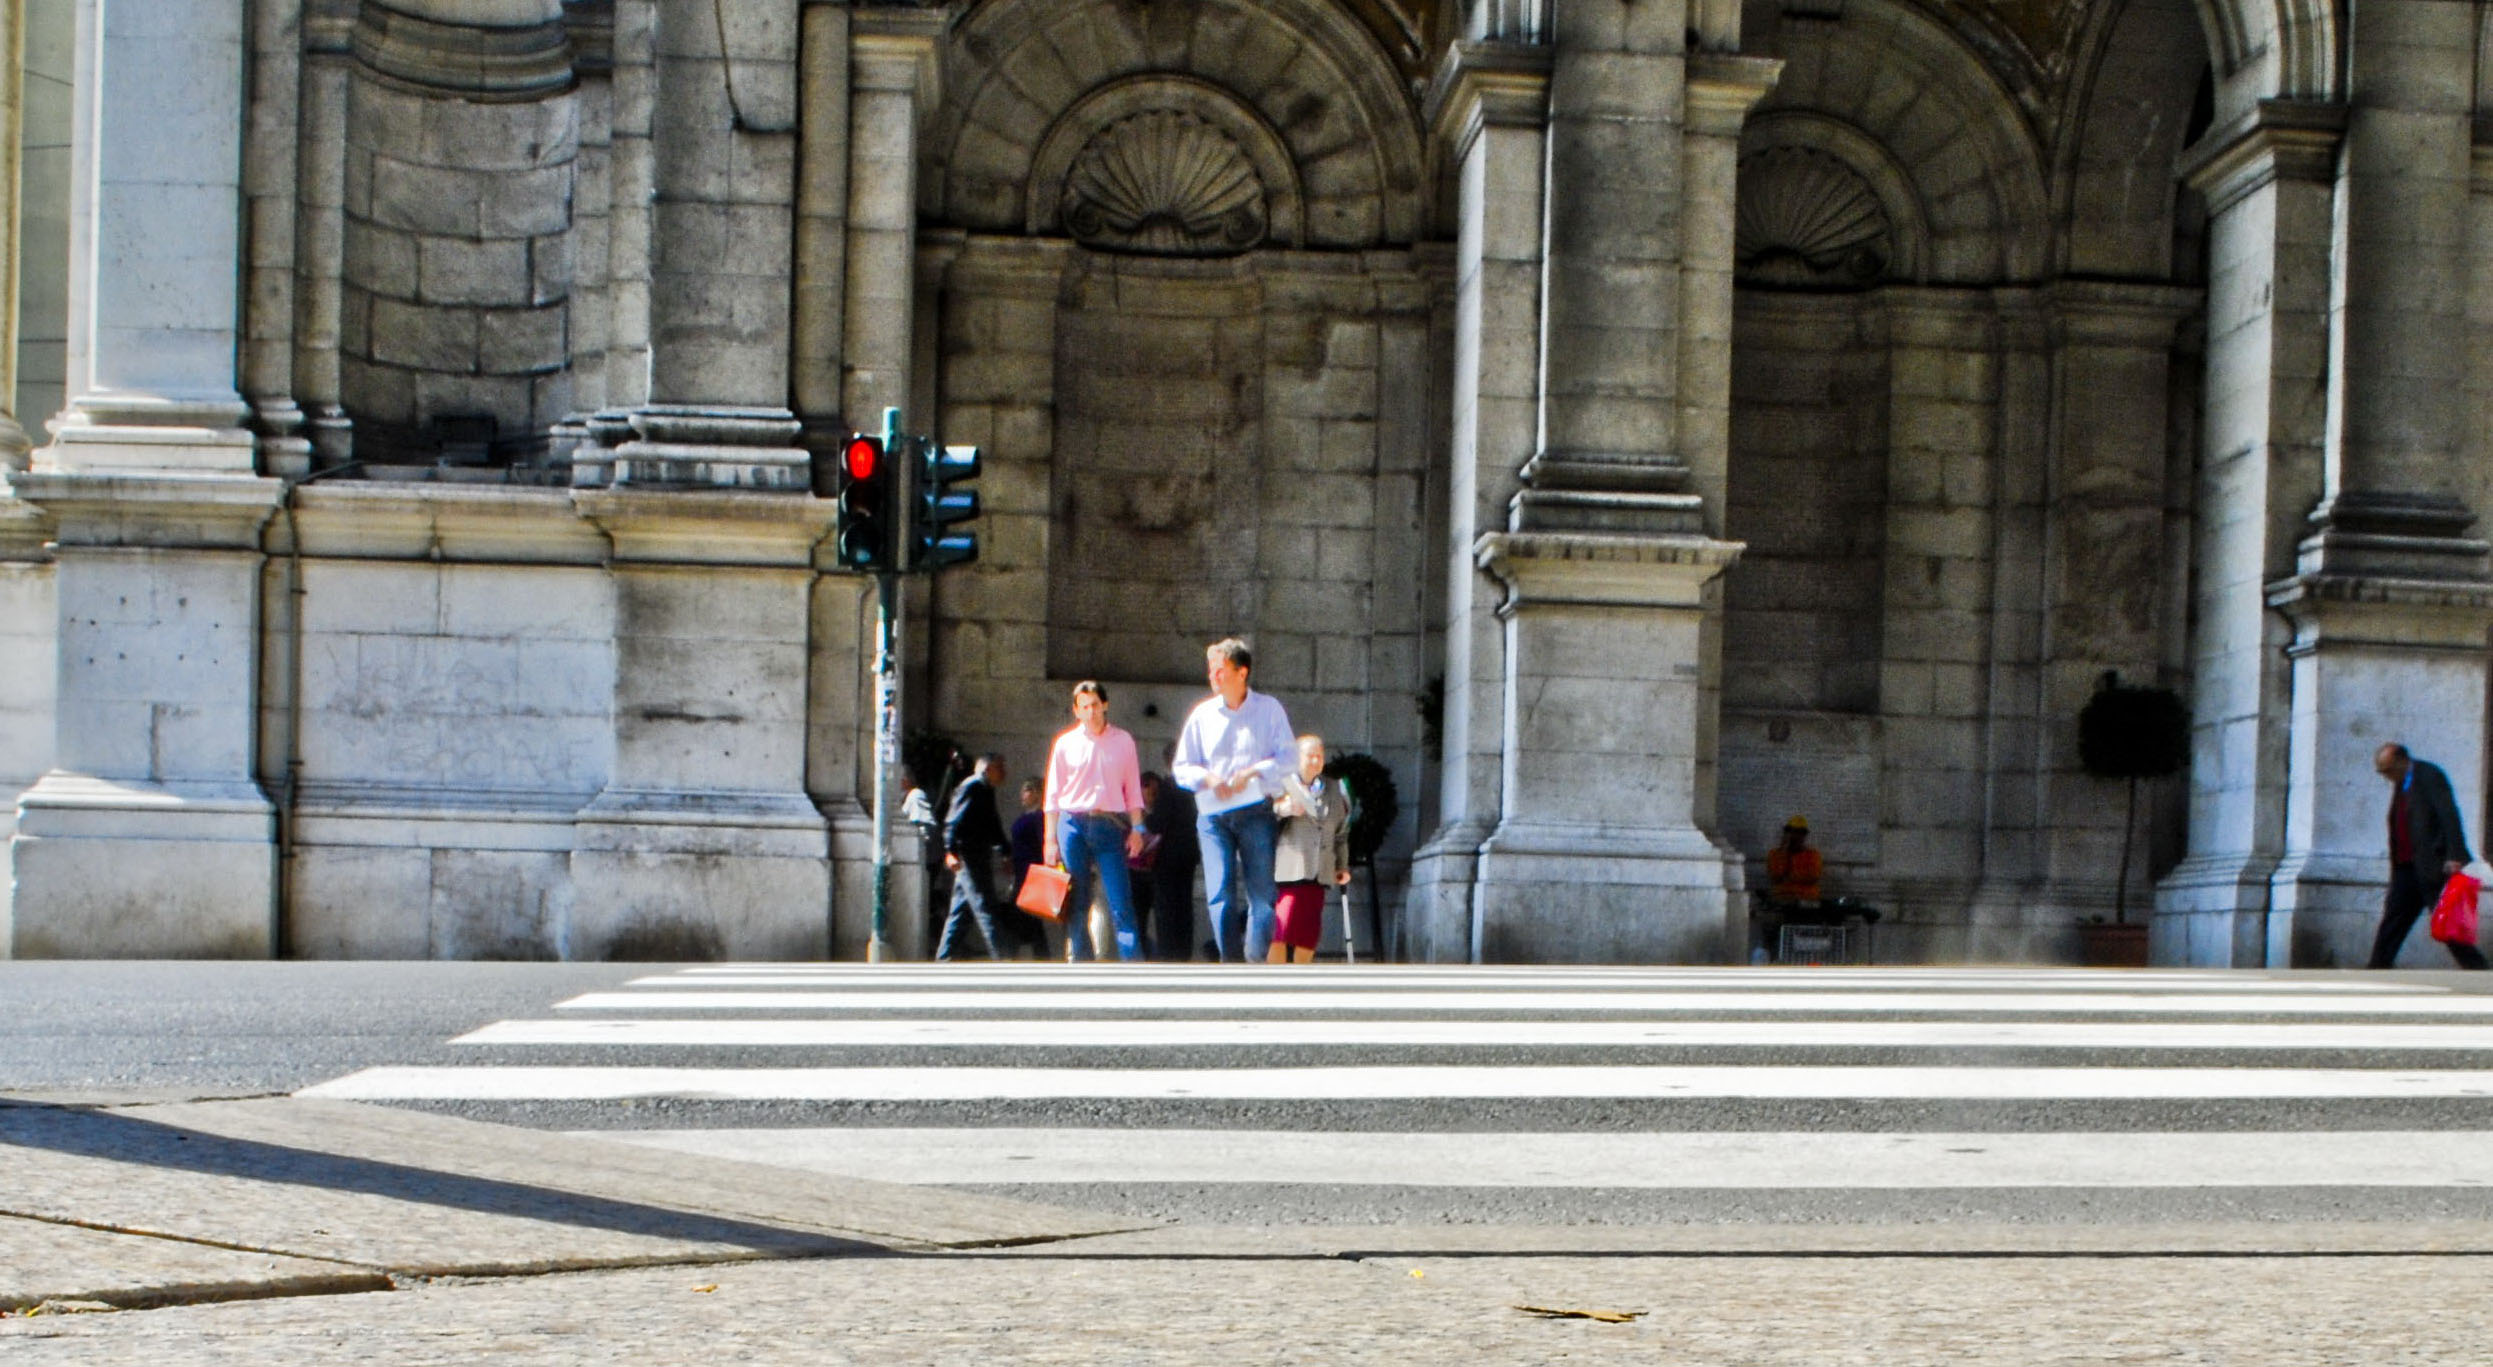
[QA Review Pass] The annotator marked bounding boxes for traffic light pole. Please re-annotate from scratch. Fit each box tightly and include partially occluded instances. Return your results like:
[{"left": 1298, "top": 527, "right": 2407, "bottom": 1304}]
[{"left": 866, "top": 565, "right": 903, "bottom": 962}]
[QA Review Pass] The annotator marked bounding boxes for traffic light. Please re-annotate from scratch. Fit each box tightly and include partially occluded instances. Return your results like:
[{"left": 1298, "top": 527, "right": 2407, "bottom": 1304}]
[
  {"left": 834, "top": 431, "right": 895, "bottom": 571},
  {"left": 911, "top": 438, "right": 980, "bottom": 571}
]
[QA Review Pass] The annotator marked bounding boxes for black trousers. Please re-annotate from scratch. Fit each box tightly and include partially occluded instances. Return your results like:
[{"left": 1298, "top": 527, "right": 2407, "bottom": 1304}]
[
  {"left": 937, "top": 854, "right": 1043, "bottom": 960},
  {"left": 1150, "top": 856, "right": 1198, "bottom": 962},
  {"left": 2369, "top": 864, "right": 2490, "bottom": 970}
]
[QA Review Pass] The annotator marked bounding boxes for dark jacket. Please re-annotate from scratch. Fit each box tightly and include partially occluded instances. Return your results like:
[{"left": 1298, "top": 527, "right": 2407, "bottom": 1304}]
[
  {"left": 2393, "top": 759, "right": 2474, "bottom": 883},
  {"left": 944, "top": 775, "right": 1008, "bottom": 860}
]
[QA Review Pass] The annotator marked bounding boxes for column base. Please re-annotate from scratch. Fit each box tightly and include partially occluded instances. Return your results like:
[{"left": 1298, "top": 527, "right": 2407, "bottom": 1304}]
[
  {"left": 579, "top": 406, "right": 811, "bottom": 491},
  {"left": 10, "top": 774, "right": 275, "bottom": 957},
  {"left": 1470, "top": 820, "right": 1744, "bottom": 963},
  {"left": 570, "top": 789, "right": 831, "bottom": 961},
  {"left": 1401, "top": 819, "right": 1490, "bottom": 963},
  {"left": 2154, "top": 852, "right": 2280, "bottom": 967},
  {"left": 2265, "top": 849, "right": 2407, "bottom": 969}
]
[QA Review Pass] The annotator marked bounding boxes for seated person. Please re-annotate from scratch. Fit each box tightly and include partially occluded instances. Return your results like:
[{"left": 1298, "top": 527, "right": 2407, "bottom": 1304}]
[{"left": 1766, "top": 814, "right": 1823, "bottom": 904}]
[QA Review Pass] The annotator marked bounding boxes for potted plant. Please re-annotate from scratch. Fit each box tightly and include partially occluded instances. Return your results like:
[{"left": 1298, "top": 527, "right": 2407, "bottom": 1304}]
[{"left": 2075, "top": 674, "right": 2190, "bottom": 965}]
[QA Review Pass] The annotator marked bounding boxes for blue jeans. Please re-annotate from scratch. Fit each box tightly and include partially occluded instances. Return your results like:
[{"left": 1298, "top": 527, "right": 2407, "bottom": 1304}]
[
  {"left": 1197, "top": 802, "right": 1279, "bottom": 962},
  {"left": 1057, "top": 812, "right": 1142, "bottom": 962}
]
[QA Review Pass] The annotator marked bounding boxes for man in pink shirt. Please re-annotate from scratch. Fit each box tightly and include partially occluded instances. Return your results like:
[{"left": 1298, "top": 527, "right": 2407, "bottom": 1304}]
[{"left": 1043, "top": 680, "right": 1148, "bottom": 961}]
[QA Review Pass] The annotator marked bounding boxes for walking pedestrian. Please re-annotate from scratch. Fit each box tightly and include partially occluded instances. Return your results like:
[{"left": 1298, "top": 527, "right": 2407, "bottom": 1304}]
[
  {"left": 1145, "top": 760, "right": 1201, "bottom": 960},
  {"left": 1043, "top": 681, "right": 1147, "bottom": 962},
  {"left": 1270, "top": 734, "right": 1350, "bottom": 964},
  {"left": 935, "top": 754, "right": 1015, "bottom": 961},
  {"left": 2369, "top": 742, "right": 2489, "bottom": 970},
  {"left": 1172, "top": 638, "right": 1297, "bottom": 962}
]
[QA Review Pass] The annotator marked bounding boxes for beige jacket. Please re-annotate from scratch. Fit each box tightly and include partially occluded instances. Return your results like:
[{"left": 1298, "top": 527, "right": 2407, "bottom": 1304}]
[{"left": 1272, "top": 777, "right": 1351, "bottom": 885}]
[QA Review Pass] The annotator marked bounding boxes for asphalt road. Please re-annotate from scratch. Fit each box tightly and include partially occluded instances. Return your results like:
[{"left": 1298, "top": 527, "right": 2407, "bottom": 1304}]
[{"left": 14, "top": 960, "right": 2493, "bottom": 1228}]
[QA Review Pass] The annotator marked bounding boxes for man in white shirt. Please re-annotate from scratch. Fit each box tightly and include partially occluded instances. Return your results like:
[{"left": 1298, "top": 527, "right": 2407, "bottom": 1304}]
[{"left": 1170, "top": 638, "right": 1297, "bottom": 961}]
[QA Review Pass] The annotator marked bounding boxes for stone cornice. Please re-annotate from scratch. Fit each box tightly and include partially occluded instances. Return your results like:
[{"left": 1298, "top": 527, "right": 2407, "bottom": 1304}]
[
  {"left": 280, "top": 483, "right": 607, "bottom": 563},
  {"left": 0, "top": 492, "right": 51, "bottom": 561},
  {"left": 1684, "top": 54, "right": 1782, "bottom": 139},
  {"left": 1475, "top": 530, "right": 1742, "bottom": 614},
  {"left": 2045, "top": 280, "right": 2203, "bottom": 347},
  {"left": 2266, "top": 571, "right": 2493, "bottom": 654},
  {"left": 1424, "top": 41, "right": 1551, "bottom": 161},
  {"left": 576, "top": 488, "right": 836, "bottom": 568},
  {"left": 2177, "top": 99, "right": 2346, "bottom": 217},
  {"left": 7, "top": 472, "right": 284, "bottom": 550}
]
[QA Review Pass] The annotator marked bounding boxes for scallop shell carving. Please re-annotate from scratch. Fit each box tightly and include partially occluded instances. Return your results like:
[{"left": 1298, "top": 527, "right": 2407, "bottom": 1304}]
[
  {"left": 1736, "top": 147, "right": 1891, "bottom": 288},
  {"left": 1062, "top": 110, "right": 1267, "bottom": 257}
]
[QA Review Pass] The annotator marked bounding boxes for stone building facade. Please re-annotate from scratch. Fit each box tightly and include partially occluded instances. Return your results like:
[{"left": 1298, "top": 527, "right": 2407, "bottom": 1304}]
[{"left": 0, "top": 0, "right": 2487, "bottom": 967}]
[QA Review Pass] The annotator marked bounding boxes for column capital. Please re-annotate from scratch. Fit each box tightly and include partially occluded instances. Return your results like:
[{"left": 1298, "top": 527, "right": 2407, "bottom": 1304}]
[
  {"left": 1424, "top": 41, "right": 1552, "bottom": 161},
  {"left": 1475, "top": 529, "right": 1741, "bottom": 614},
  {"left": 850, "top": 6, "right": 944, "bottom": 101},
  {"left": 1684, "top": 54, "right": 1782, "bottom": 138},
  {"left": 2179, "top": 98, "right": 2346, "bottom": 217}
]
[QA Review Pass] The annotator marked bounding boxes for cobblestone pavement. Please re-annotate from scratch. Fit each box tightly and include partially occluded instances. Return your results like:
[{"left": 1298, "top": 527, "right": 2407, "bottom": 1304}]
[{"left": 4, "top": 1244, "right": 2483, "bottom": 1365}]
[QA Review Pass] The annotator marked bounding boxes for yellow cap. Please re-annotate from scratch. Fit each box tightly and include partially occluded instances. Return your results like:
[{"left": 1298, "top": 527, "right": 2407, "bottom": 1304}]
[{"left": 1784, "top": 814, "right": 1809, "bottom": 831}]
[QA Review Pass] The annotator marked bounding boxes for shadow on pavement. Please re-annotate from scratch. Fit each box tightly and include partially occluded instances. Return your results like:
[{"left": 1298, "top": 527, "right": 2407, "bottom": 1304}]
[{"left": 0, "top": 1100, "right": 883, "bottom": 1257}]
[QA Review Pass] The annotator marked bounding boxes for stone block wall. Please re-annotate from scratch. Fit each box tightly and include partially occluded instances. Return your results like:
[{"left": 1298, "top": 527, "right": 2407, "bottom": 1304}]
[{"left": 338, "top": 75, "right": 577, "bottom": 451}]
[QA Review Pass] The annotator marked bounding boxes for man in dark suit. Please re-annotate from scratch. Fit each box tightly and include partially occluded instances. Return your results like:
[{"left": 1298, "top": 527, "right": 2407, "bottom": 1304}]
[
  {"left": 937, "top": 753, "right": 1024, "bottom": 960},
  {"left": 2369, "top": 743, "right": 2488, "bottom": 969}
]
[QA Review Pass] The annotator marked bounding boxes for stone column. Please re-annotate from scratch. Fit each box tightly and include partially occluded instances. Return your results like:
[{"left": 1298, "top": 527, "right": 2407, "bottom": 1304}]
[
  {"left": 2257, "top": 6, "right": 2493, "bottom": 968},
  {"left": 1460, "top": 8, "right": 1770, "bottom": 963},
  {"left": 570, "top": 494, "right": 836, "bottom": 960},
  {"left": 841, "top": 7, "right": 940, "bottom": 429},
  {"left": 2157, "top": 101, "right": 2344, "bottom": 965},
  {"left": 48, "top": 0, "right": 254, "bottom": 468},
  {"left": 593, "top": 0, "right": 808, "bottom": 488},
  {"left": 8, "top": 0, "right": 283, "bottom": 956},
  {"left": 0, "top": 0, "right": 29, "bottom": 465},
  {"left": 1402, "top": 43, "right": 1549, "bottom": 961}
]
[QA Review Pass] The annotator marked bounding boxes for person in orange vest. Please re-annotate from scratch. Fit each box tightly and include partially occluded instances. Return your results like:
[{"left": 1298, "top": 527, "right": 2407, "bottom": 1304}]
[{"left": 1766, "top": 815, "right": 1823, "bottom": 903}]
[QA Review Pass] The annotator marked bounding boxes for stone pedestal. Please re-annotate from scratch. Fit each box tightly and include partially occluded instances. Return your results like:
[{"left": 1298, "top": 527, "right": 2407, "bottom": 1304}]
[
  {"left": 567, "top": 492, "right": 832, "bottom": 960},
  {"left": 8, "top": 474, "right": 282, "bottom": 957},
  {"left": 2259, "top": 494, "right": 2493, "bottom": 968},
  {"left": 1472, "top": 522, "right": 1745, "bottom": 962}
]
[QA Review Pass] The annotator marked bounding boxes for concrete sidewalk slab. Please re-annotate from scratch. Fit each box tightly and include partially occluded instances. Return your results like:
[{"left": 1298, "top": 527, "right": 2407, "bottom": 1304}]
[
  {"left": 0, "top": 1095, "right": 1149, "bottom": 1305},
  {"left": 3, "top": 1244, "right": 2484, "bottom": 1364},
  {"left": 0, "top": 1215, "right": 387, "bottom": 1312}
]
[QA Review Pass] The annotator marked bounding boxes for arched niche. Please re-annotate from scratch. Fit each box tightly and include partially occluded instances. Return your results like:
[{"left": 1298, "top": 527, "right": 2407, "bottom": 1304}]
[
  {"left": 933, "top": 0, "right": 1425, "bottom": 248},
  {"left": 1738, "top": 110, "right": 1932, "bottom": 288},
  {"left": 1023, "top": 75, "right": 1307, "bottom": 255},
  {"left": 1751, "top": 0, "right": 2052, "bottom": 285}
]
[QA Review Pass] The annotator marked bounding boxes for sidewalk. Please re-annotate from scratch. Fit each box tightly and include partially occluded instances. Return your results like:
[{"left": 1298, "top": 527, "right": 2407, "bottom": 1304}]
[{"left": 6, "top": 1091, "right": 2492, "bottom": 1363}]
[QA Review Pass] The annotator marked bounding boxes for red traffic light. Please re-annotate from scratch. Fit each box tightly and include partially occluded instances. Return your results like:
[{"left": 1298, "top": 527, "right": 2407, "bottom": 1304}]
[{"left": 845, "top": 436, "right": 880, "bottom": 481}]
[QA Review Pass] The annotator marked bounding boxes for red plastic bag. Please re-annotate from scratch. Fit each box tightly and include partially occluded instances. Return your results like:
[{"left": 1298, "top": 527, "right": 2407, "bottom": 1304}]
[{"left": 2430, "top": 871, "right": 2481, "bottom": 945}]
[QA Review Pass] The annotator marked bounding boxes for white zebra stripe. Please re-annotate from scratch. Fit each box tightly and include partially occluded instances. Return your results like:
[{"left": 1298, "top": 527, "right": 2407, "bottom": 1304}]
[
  {"left": 551, "top": 989, "right": 2493, "bottom": 1016},
  {"left": 452, "top": 1016, "right": 2493, "bottom": 1051},
  {"left": 584, "top": 1126, "right": 2493, "bottom": 1189},
  {"left": 299, "top": 1063, "right": 2493, "bottom": 1102}
]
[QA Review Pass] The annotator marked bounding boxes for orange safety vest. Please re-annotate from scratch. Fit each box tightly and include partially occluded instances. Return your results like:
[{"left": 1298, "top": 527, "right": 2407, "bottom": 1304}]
[{"left": 1766, "top": 846, "right": 1823, "bottom": 901}]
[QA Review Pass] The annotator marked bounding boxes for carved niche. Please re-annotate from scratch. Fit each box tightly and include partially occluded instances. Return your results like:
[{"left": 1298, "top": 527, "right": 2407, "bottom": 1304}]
[
  {"left": 1735, "top": 146, "right": 1893, "bottom": 289},
  {"left": 1062, "top": 110, "right": 1267, "bottom": 257}
]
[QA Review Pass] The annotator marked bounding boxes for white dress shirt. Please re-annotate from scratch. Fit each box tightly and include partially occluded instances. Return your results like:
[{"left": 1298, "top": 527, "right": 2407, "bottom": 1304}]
[{"left": 1171, "top": 689, "right": 1297, "bottom": 817}]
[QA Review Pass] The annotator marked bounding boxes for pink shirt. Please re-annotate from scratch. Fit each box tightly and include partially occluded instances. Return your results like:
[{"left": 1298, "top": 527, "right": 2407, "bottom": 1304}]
[{"left": 1044, "top": 722, "right": 1145, "bottom": 817}]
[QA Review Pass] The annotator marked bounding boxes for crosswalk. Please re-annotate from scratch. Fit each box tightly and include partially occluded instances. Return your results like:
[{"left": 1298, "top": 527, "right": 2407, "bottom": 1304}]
[{"left": 299, "top": 964, "right": 2493, "bottom": 1216}]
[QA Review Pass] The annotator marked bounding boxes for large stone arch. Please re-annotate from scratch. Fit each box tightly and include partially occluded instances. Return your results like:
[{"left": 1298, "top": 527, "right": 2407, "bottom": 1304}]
[
  {"left": 931, "top": 0, "right": 1427, "bottom": 247},
  {"left": 2190, "top": 0, "right": 2339, "bottom": 114},
  {"left": 2053, "top": 0, "right": 2214, "bottom": 279},
  {"left": 1749, "top": 0, "right": 2053, "bottom": 285}
]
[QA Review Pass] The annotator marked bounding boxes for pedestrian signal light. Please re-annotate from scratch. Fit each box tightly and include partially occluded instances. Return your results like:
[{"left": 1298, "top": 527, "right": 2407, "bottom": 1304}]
[
  {"left": 911, "top": 439, "right": 981, "bottom": 571},
  {"left": 835, "top": 433, "right": 894, "bottom": 571}
]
